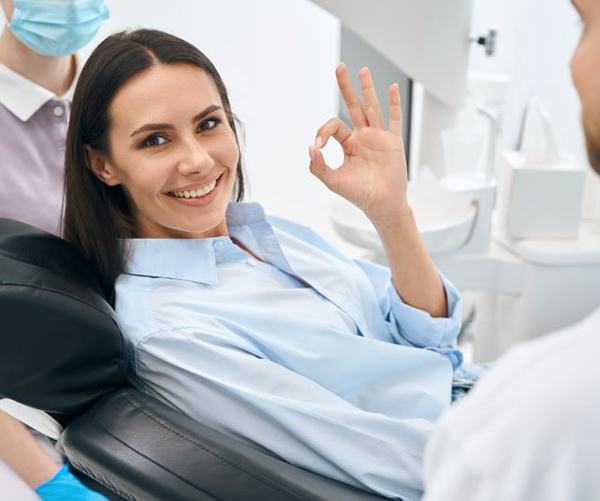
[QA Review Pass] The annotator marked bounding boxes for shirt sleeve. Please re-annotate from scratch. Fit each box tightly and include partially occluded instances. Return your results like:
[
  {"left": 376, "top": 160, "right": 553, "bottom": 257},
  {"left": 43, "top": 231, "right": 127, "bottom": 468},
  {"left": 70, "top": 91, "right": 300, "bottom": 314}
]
[
  {"left": 354, "top": 258, "right": 463, "bottom": 368},
  {"left": 423, "top": 331, "right": 600, "bottom": 501},
  {"left": 131, "top": 327, "right": 431, "bottom": 501}
]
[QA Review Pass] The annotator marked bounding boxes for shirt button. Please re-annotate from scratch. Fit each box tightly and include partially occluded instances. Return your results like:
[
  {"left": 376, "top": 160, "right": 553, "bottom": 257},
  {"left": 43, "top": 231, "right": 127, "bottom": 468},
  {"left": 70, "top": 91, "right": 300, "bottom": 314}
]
[
  {"left": 53, "top": 105, "right": 64, "bottom": 117},
  {"left": 214, "top": 241, "right": 225, "bottom": 249},
  {"left": 246, "top": 258, "right": 256, "bottom": 267}
]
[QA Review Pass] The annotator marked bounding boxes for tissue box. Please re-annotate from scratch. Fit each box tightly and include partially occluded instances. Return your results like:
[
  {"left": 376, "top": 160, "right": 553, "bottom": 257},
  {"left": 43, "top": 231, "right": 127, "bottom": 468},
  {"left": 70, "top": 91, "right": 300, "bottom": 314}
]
[{"left": 498, "top": 151, "right": 586, "bottom": 239}]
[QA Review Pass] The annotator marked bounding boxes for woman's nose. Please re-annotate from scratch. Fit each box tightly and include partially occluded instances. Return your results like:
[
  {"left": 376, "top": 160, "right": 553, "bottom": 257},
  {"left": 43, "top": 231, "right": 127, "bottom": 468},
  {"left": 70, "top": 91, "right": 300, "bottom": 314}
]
[{"left": 177, "top": 139, "right": 215, "bottom": 175}]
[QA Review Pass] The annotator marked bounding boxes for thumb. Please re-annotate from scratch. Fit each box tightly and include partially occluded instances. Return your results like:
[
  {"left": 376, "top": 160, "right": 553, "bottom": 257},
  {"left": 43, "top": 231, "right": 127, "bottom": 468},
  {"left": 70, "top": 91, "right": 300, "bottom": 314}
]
[{"left": 308, "top": 145, "right": 338, "bottom": 192}]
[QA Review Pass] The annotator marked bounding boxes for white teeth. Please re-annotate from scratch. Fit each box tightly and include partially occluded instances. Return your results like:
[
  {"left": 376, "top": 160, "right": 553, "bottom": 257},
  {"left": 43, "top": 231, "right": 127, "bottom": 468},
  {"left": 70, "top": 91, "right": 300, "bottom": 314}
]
[{"left": 171, "top": 178, "right": 218, "bottom": 199}]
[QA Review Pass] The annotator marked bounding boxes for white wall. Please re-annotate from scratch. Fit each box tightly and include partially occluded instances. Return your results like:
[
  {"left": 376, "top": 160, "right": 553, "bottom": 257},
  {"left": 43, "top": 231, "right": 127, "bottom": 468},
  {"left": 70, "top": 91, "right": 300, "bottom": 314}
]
[
  {"left": 469, "top": 0, "right": 600, "bottom": 218},
  {"left": 75, "top": 0, "right": 359, "bottom": 252},
  {"left": 471, "top": 0, "right": 582, "bottom": 151}
]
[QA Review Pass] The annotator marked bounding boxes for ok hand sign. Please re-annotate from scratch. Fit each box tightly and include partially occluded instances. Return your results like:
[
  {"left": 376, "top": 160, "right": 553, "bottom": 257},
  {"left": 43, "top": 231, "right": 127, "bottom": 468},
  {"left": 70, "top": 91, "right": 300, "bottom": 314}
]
[{"left": 309, "top": 64, "right": 409, "bottom": 223}]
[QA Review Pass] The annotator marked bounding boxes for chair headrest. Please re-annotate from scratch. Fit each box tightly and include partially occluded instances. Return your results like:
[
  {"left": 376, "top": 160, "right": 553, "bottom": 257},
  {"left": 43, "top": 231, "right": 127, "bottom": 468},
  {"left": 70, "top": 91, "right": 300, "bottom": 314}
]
[
  {"left": 0, "top": 218, "right": 105, "bottom": 296},
  {"left": 0, "top": 219, "right": 127, "bottom": 421}
]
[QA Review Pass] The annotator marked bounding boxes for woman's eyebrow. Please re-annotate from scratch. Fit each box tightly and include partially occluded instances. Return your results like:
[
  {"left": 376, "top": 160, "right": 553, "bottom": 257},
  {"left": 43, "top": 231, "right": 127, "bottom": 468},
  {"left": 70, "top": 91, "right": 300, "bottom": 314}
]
[
  {"left": 191, "top": 104, "right": 222, "bottom": 123},
  {"left": 130, "top": 104, "right": 223, "bottom": 137}
]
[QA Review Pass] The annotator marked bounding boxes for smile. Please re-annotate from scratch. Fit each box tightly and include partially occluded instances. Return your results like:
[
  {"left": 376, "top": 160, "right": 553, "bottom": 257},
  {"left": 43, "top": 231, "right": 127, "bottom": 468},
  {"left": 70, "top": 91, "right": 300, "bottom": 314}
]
[
  {"left": 165, "top": 173, "right": 224, "bottom": 206},
  {"left": 167, "top": 175, "right": 221, "bottom": 199}
]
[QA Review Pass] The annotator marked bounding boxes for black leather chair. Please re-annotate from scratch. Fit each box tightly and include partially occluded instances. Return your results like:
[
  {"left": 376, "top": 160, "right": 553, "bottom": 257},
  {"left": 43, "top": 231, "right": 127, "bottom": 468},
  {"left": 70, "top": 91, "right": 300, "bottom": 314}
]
[{"left": 0, "top": 219, "right": 388, "bottom": 501}]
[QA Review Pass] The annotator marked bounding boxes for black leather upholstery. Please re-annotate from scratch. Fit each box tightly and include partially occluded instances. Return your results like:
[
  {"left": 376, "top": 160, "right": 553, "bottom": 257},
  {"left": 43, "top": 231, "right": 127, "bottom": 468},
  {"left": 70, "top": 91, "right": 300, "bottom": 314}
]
[
  {"left": 59, "top": 389, "right": 385, "bottom": 501},
  {"left": 0, "top": 219, "right": 127, "bottom": 422}
]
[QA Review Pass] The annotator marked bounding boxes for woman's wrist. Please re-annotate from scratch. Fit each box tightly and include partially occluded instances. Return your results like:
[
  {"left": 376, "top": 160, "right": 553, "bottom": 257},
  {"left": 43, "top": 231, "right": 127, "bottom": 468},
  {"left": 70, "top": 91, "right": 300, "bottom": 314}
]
[{"left": 366, "top": 200, "right": 414, "bottom": 233}]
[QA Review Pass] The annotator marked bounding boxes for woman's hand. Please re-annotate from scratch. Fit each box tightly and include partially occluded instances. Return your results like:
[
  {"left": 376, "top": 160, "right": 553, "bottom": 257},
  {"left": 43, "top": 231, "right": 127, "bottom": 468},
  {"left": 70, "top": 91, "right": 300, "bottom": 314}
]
[
  {"left": 310, "top": 64, "right": 449, "bottom": 319},
  {"left": 309, "top": 63, "right": 409, "bottom": 223}
]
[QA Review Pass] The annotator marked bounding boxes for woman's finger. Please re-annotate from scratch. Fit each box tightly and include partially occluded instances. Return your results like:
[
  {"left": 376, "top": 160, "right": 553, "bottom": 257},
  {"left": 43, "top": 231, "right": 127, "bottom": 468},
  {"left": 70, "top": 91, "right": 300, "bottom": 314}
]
[
  {"left": 308, "top": 146, "right": 338, "bottom": 193},
  {"left": 388, "top": 82, "right": 403, "bottom": 136},
  {"left": 358, "top": 67, "right": 384, "bottom": 129},
  {"left": 335, "top": 63, "right": 368, "bottom": 129},
  {"left": 315, "top": 117, "right": 353, "bottom": 152},
  {"left": 309, "top": 117, "right": 351, "bottom": 193}
]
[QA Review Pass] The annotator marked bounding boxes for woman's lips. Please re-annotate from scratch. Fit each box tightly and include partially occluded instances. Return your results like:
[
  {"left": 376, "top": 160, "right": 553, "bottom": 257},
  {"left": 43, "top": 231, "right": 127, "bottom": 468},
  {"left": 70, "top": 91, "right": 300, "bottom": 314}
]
[{"left": 166, "top": 173, "right": 223, "bottom": 207}]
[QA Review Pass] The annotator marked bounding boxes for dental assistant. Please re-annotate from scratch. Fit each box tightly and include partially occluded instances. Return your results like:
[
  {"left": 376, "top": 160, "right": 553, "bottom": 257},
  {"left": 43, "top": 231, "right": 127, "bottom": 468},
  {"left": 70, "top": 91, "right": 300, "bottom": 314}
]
[
  {"left": 0, "top": 1, "right": 109, "bottom": 499},
  {"left": 0, "top": 0, "right": 108, "bottom": 234}
]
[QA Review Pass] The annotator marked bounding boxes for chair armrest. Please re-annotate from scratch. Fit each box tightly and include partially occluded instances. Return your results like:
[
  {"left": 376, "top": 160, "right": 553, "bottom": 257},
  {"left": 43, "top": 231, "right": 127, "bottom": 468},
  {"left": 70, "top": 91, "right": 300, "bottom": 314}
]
[{"left": 58, "top": 389, "right": 386, "bottom": 501}]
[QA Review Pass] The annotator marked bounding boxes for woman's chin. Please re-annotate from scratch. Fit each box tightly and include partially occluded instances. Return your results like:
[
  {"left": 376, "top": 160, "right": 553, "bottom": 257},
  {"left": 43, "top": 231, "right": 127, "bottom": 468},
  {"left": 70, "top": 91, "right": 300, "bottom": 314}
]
[{"left": 162, "top": 215, "right": 229, "bottom": 239}]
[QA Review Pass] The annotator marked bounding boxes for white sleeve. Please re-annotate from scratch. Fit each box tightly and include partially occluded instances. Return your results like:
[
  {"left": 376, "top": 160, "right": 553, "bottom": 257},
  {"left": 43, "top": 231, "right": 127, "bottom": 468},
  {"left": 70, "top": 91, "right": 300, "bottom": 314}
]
[{"left": 423, "top": 329, "right": 600, "bottom": 501}]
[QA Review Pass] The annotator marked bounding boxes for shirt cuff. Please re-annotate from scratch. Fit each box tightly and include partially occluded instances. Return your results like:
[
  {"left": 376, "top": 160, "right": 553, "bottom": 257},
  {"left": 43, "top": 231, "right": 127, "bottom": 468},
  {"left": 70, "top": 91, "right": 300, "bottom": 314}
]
[{"left": 385, "top": 271, "right": 463, "bottom": 351}]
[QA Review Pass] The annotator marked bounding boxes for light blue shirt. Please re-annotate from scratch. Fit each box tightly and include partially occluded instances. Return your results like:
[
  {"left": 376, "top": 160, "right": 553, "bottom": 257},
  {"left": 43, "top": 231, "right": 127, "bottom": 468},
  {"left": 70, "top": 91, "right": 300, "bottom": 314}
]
[{"left": 115, "top": 202, "right": 463, "bottom": 501}]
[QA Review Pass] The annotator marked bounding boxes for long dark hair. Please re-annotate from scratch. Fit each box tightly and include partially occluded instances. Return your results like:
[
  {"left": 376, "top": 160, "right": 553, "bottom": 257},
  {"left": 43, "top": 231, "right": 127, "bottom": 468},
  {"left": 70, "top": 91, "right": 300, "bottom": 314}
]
[{"left": 62, "top": 29, "right": 245, "bottom": 304}]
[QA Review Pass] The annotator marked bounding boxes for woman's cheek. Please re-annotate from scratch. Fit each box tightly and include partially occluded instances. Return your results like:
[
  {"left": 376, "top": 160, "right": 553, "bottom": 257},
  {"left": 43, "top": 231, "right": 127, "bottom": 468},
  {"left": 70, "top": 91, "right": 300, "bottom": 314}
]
[{"left": 221, "top": 125, "right": 240, "bottom": 162}]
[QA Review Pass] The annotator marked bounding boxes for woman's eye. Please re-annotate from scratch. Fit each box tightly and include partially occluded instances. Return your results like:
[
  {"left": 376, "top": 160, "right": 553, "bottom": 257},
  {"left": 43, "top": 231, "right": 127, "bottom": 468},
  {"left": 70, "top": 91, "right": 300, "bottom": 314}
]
[
  {"left": 198, "top": 117, "right": 222, "bottom": 132},
  {"left": 142, "top": 134, "right": 168, "bottom": 148}
]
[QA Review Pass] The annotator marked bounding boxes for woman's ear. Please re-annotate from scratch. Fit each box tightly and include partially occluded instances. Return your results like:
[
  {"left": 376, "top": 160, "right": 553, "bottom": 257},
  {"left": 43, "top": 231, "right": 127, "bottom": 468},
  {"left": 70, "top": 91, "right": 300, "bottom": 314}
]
[{"left": 85, "top": 145, "right": 121, "bottom": 186}]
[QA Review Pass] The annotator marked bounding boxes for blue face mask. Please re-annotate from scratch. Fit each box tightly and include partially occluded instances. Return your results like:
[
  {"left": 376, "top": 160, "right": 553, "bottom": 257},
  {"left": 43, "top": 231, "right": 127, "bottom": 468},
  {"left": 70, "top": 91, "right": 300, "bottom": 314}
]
[{"left": 9, "top": 0, "right": 109, "bottom": 57}]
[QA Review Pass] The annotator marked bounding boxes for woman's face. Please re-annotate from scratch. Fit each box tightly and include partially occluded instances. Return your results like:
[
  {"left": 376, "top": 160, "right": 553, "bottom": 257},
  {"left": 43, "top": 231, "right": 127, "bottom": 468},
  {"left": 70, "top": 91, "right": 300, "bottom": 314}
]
[{"left": 91, "top": 63, "right": 240, "bottom": 239}]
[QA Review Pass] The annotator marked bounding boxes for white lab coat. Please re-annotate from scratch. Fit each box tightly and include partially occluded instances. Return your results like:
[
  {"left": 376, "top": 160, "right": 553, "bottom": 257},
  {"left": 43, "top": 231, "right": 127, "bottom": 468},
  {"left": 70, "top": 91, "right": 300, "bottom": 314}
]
[{"left": 423, "top": 305, "right": 600, "bottom": 501}]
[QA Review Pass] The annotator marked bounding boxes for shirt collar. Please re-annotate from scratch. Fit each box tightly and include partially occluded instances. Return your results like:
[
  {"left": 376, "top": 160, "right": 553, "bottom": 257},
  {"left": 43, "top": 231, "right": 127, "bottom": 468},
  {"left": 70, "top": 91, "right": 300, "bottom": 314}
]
[
  {"left": 0, "top": 54, "right": 80, "bottom": 121},
  {"left": 225, "top": 200, "right": 270, "bottom": 227},
  {"left": 124, "top": 202, "right": 271, "bottom": 285}
]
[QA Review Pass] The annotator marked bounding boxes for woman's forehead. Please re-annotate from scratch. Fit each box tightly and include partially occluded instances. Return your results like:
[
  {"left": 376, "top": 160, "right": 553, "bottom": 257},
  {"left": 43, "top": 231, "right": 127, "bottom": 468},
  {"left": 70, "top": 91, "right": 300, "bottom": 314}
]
[{"left": 109, "top": 64, "right": 221, "bottom": 129}]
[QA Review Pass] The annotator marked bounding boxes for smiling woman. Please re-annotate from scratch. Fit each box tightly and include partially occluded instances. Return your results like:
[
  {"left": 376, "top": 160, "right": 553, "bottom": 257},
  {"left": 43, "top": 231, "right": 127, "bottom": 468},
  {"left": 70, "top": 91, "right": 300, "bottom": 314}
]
[
  {"left": 85, "top": 64, "right": 239, "bottom": 240},
  {"left": 62, "top": 29, "right": 245, "bottom": 299},
  {"left": 61, "top": 28, "right": 469, "bottom": 501}
]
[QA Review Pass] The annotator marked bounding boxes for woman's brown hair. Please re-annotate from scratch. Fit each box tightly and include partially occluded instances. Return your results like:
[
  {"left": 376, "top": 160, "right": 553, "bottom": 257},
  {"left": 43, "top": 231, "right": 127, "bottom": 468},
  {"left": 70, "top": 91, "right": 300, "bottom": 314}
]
[{"left": 62, "top": 29, "right": 245, "bottom": 304}]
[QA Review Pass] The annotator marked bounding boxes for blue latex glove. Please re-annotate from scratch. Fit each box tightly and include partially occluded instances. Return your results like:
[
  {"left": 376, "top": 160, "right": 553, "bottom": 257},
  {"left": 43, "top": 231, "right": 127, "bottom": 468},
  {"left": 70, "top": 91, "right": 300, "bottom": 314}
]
[{"left": 35, "top": 464, "right": 109, "bottom": 501}]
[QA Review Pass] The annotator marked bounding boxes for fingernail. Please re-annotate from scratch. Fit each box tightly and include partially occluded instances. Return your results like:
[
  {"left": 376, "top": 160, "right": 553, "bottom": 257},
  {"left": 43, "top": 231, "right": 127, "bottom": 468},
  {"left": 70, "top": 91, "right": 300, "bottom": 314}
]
[
  {"left": 308, "top": 146, "right": 315, "bottom": 162},
  {"left": 315, "top": 136, "right": 323, "bottom": 149}
]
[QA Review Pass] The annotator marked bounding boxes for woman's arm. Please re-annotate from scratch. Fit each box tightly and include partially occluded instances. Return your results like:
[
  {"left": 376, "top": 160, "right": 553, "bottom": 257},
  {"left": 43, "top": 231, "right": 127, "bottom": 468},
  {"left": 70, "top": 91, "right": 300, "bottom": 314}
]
[
  {"left": 309, "top": 64, "right": 447, "bottom": 318},
  {"left": 370, "top": 205, "right": 447, "bottom": 318},
  {"left": 134, "top": 328, "right": 447, "bottom": 500}
]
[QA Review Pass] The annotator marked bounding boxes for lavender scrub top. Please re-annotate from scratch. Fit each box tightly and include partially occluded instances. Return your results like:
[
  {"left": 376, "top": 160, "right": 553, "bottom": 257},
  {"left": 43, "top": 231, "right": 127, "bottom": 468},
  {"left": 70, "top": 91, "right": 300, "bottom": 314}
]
[{"left": 0, "top": 60, "right": 78, "bottom": 235}]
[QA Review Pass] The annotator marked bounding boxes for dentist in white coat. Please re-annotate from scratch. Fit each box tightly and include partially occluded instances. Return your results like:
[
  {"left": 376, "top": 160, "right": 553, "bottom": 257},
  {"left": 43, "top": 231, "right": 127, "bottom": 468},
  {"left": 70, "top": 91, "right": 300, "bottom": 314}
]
[{"left": 424, "top": 1, "right": 600, "bottom": 499}]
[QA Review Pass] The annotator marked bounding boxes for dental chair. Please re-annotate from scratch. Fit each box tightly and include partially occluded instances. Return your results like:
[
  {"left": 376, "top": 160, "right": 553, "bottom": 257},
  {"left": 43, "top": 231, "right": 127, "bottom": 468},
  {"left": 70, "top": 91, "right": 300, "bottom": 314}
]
[{"left": 0, "top": 218, "right": 386, "bottom": 501}]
